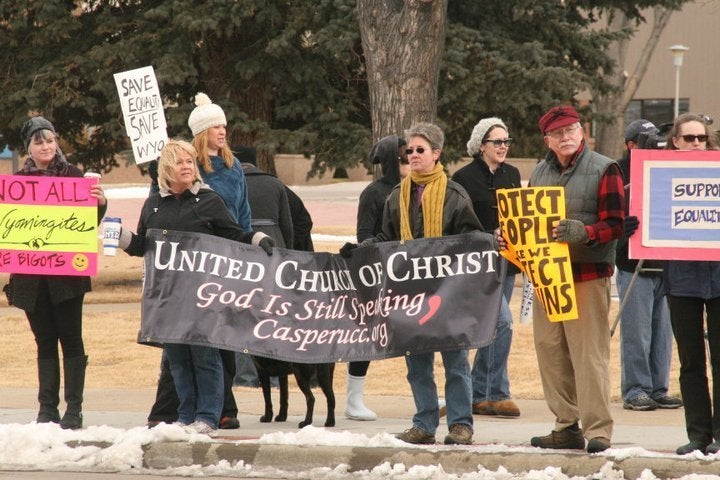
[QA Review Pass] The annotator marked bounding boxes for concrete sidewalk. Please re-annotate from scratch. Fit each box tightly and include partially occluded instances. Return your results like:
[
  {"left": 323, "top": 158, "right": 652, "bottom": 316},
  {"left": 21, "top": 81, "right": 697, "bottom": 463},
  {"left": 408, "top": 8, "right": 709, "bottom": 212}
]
[{"left": 1, "top": 386, "right": 716, "bottom": 478}]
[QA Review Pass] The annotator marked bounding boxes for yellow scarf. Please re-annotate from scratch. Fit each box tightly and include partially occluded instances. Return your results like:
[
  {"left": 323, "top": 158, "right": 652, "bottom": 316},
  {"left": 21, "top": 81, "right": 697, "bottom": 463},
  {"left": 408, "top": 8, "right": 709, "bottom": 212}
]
[{"left": 399, "top": 162, "right": 447, "bottom": 240}]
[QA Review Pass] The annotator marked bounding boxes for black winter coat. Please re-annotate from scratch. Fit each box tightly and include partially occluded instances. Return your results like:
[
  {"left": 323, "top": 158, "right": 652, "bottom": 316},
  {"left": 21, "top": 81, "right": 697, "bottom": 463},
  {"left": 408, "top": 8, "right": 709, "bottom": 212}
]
[
  {"left": 124, "top": 183, "right": 254, "bottom": 257},
  {"left": 242, "top": 164, "right": 294, "bottom": 249},
  {"left": 615, "top": 151, "right": 662, "bottom": 275},
  {"left": 452, "top": 155, "right": 521, "bottom": 275},
  {"left": 285, "top": 187, "right": 314, "bottom": 252},
  {"left": 380, "top": 179, "right": 482, "bottom": 241},
  {"left": 357, "top": 135, "right": 404, "bottom": 242},
  {"left": 451, "top": 155, "right": 521, "bottom": 232}
]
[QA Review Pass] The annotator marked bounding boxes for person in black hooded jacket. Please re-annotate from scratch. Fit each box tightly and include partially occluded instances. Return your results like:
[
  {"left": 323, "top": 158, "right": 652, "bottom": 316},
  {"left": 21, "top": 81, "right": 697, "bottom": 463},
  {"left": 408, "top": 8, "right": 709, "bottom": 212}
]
[
  {"left": 355, "top": 135, "right": 410, "bottom": 243},
  {"left": 345, "top": 135, "right": 409, "bottom": 421}
]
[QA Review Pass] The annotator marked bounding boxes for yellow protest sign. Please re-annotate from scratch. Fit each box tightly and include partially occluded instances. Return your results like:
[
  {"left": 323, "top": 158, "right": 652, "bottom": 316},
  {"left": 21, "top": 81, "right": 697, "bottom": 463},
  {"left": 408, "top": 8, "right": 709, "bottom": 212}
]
[
  {"left": 0, "top": 175, "right": 99, "bottom": 276},
  {"left": 496, "top": 187, "right": 577, "bottom": 322}
]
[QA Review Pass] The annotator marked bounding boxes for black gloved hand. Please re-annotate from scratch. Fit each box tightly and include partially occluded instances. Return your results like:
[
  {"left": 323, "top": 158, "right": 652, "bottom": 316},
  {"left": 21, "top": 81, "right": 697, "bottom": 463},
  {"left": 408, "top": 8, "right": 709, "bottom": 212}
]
[
  {"left": 339, "top": 242, "right": 358, "bottom": 258},
  {"left": 624, "top": 215, "right": 639, "bottom": 238},
  {"left": 259, "top": 236, "right": 274, "bottom": 255}
]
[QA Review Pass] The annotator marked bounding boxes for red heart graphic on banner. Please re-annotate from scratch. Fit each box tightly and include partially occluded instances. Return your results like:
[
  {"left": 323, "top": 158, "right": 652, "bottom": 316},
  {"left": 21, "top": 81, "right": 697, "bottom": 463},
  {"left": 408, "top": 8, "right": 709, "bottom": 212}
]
[{"left": 418, "top": 295, "right": 442, "bottom": 325}]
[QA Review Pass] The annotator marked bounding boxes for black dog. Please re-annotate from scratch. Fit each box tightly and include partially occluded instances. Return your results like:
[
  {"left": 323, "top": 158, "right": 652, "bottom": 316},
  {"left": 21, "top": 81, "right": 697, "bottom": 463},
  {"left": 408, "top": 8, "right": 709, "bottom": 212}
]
[{"left": 251, "top": 356, "right": 335, "bottom": 428}]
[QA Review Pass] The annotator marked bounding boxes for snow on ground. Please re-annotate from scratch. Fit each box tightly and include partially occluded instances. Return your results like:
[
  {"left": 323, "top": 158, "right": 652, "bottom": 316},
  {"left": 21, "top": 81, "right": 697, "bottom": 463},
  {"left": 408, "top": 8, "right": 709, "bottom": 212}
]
[{"left": 0, "top": 421, "right": 710, "bottom": 479}]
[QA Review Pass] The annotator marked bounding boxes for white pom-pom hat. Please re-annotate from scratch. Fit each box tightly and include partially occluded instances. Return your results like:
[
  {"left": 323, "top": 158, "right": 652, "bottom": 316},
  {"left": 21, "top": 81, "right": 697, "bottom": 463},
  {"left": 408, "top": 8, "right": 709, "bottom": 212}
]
[{"left": 187, "top": 92, "right": 227, "bottom": 136}]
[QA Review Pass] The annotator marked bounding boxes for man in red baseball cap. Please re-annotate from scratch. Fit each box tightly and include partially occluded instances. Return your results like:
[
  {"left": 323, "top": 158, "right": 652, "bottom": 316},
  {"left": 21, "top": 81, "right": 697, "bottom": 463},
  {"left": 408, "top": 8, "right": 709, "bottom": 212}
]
[{"left": 526, "top": 105, "right": 625, "bottom": 454}]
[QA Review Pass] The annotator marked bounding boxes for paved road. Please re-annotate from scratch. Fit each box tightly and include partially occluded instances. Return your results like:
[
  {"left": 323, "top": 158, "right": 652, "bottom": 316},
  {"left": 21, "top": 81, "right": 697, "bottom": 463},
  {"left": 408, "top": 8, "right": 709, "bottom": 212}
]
[{"left": 102, "top": 181, "right": 369, "bottom": 234}]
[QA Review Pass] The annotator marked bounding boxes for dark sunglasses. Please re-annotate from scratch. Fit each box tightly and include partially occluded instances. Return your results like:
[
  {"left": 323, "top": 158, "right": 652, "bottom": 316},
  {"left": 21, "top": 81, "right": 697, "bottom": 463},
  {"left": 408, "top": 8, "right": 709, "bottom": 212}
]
[
  {"left": 679, "top": 134, "right": 708, "bottom": 143},
  {"left": 405, "top": 147, "right": 429, "bottom": 155},
  {"left": 483, "top": 138, "right": 513, "bottom": 147}
]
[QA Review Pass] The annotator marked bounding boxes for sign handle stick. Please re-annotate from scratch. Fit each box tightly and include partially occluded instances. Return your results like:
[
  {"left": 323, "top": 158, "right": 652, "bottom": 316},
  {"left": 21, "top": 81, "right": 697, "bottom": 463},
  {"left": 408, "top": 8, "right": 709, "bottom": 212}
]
[{"left": 610, "top": 259, "right": 645, "bottom": 337}]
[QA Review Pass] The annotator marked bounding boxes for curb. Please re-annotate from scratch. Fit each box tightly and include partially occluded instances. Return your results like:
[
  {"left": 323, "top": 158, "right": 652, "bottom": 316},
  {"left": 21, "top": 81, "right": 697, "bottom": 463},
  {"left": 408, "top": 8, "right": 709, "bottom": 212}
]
[{"left": 141, "top": 441, "right": 718, "bottom": 478}]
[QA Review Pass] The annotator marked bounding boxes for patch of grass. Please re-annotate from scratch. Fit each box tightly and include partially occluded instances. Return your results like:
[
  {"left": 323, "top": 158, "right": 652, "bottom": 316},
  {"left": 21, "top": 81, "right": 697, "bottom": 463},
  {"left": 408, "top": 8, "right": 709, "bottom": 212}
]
[{"left": 0, "top": 239, "right": 681, "bottom": 401}]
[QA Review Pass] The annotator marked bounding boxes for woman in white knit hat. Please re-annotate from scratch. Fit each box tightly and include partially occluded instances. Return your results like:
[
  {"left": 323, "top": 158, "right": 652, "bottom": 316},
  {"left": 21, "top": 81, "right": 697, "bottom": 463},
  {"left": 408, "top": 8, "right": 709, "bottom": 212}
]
[
  {"left": 451, "top": 117, "right": 522, "bottom": 419},
  {"left": 188, "top": 92, "right": 252, "bottom": 232},
  {"left": 146, "top": 94, "right": 257, "bottom": 431},
  {"left": 189, "top": 93, "right": 252, "bottom": 429}
]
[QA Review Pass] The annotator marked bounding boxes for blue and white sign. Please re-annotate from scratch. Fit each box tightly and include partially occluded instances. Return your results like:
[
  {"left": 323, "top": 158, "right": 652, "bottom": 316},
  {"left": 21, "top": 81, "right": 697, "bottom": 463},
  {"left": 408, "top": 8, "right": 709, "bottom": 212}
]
[{"left": 629, "top": 150, "right": 720, "bottom": 260}]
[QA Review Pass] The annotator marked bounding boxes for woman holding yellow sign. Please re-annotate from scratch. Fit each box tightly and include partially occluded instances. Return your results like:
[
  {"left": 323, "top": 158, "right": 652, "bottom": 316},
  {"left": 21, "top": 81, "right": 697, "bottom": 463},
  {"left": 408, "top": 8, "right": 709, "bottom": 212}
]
[{"left": 453, "top": 117, "right": 522, "bottom": 419}]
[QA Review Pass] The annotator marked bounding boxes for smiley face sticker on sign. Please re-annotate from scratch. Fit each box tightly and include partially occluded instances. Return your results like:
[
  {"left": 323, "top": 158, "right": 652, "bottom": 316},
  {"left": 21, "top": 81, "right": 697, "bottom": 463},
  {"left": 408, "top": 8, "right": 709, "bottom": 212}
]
[{"left": 72, "top": 254, "right": 89, "bottom": 272}]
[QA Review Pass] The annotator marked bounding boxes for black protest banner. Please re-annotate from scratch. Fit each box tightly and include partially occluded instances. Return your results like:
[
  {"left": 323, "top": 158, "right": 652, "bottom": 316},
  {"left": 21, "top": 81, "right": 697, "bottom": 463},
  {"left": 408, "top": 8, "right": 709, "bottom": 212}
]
[
  {"left": 496, "top": 187, "right": 577, "bottom": 322},
  {"left": 139, "top": 229, "right": 504, "bottom": 363}
]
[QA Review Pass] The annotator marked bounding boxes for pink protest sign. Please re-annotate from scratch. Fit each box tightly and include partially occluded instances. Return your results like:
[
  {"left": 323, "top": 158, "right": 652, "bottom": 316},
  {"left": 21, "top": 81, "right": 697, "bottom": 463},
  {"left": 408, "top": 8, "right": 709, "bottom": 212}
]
[
  {"left": 0, "top": 175, "right": 99, "bottom": 276},
  {"left": 629, "top": 149, "right": 720, "bottom": 261}
]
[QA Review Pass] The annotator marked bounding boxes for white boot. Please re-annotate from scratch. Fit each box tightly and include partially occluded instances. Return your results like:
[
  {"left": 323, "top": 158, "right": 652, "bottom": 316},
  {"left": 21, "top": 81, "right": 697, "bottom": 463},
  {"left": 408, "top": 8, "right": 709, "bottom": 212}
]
[{"left": 344, "top": 374, "right": 377, "bottom": 421}]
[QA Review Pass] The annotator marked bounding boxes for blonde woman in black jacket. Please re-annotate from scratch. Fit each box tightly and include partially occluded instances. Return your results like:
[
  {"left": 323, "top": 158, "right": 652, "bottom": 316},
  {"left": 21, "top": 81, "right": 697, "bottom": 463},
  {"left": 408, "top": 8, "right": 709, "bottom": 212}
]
[{"left": 118, "top": 139, "right": 272, "bottom": 436}]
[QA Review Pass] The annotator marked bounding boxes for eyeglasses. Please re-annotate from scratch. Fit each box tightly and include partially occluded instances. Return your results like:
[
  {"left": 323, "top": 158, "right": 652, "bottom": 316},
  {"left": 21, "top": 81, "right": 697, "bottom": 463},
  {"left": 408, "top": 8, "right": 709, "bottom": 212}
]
[
  {"left": 545, "top": 124, "right": 579, "bottom": 139},
  {"left": 405, "top": 147, "right": 428, "bottom": 155},
  {"left": 483, "top": 138, "right": 513, "bottom": 147},
  {"left": 679, "top": 134, "right": 708, "bottom": 143}
]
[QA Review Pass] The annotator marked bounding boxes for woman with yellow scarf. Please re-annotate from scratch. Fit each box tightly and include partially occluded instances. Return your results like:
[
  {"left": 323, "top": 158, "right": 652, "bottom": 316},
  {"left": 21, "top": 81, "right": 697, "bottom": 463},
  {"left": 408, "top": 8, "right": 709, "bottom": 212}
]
[{"left": 378, "top": 123, "right": 482, "bottom": 445}]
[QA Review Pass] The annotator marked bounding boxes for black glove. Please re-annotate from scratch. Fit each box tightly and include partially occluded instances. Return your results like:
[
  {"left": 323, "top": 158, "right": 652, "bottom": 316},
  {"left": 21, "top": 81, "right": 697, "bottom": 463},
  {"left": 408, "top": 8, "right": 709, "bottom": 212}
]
[
  {"left": 339, "top": 242, "right": 358, "bottom": 258},
  {"left": 624, "top": 215, "right": 639, "bottom": 238},
  {"left": 258, "top": 236, "right": 274, "bottom": 255}
]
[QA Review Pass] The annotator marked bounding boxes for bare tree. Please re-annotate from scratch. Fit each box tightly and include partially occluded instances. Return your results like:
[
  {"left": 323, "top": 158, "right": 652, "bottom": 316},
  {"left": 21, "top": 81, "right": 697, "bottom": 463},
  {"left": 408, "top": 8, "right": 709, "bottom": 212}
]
[
  {"left": 357, "top": 0, "right": 448, "bottom": 143},
  {"left": 593, "top": 7, "right": 674, "bottom": 159}
]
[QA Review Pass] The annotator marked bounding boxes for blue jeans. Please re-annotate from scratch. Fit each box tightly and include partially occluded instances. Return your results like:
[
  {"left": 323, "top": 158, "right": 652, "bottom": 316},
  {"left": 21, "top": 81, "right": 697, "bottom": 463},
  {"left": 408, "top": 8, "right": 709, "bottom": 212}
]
[
  {"left": 406, "top": 349, "right": 473, "bottom": 434},
  {"left": 616, "top": 270, "right": 672, "bottom": 401},
  {"left": 471, "top": 274, "right": 515, "bottom": 402},
  {"left": 164, "top": 343, "right": 223, "bottom": 427}
]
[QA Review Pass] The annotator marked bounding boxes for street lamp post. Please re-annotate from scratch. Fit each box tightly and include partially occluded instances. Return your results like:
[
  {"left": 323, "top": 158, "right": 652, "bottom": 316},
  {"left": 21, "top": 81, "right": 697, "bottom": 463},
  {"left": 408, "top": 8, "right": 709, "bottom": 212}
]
[{"left": 669, "top": 45, "right": 689, "bottom": 120}]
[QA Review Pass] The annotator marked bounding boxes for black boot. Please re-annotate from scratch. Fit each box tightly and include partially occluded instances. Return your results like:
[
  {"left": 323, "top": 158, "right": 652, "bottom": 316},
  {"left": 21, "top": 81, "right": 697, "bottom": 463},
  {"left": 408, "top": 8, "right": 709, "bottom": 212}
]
[
  {"left": 37, "top": 358, "right": 61, "bottom": 423},
  {"left": 60, "top": 355, "right": 87, "bottom": 430}
]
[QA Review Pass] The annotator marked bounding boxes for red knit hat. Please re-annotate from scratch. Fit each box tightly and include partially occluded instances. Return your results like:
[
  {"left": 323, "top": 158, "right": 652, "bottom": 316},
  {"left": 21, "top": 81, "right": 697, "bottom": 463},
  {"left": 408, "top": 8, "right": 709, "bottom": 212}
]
[{"left": 538, "top": 106, "right": 580, "bottom": 134}]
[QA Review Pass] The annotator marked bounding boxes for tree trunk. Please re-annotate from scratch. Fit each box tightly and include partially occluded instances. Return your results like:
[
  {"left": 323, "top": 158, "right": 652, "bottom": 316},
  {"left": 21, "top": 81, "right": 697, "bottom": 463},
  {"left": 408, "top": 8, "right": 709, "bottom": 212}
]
[
  {"left": 233, "top": 84, "right": 275, "bottom": 175},
  {"left": 592, "top": 11, "right": 629, "bottom": 160},
  {"left": 593, "top": 7, "right": 673, "bottom": 159},
  {"left": 205, "top": 39, "right": 276, "bottom": 175},
  {"left": 357, "top": 0, "right": 448, "bottom": 143}
]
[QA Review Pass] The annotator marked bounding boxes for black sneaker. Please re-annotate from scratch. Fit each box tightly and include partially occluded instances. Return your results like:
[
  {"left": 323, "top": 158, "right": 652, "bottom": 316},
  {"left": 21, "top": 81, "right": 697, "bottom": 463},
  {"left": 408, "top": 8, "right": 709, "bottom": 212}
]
[
  {"left": 623, "top": 393, "right": 658, "bottom": 411},
  {"left": 530, "top": 423, "right": 585, "bottom": 450},
  {"left": 652, "top": 394, "right": 683, "bottom": 409},
  {"left": 219, "top": 416, "right": 240, "bottom": 429}
]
